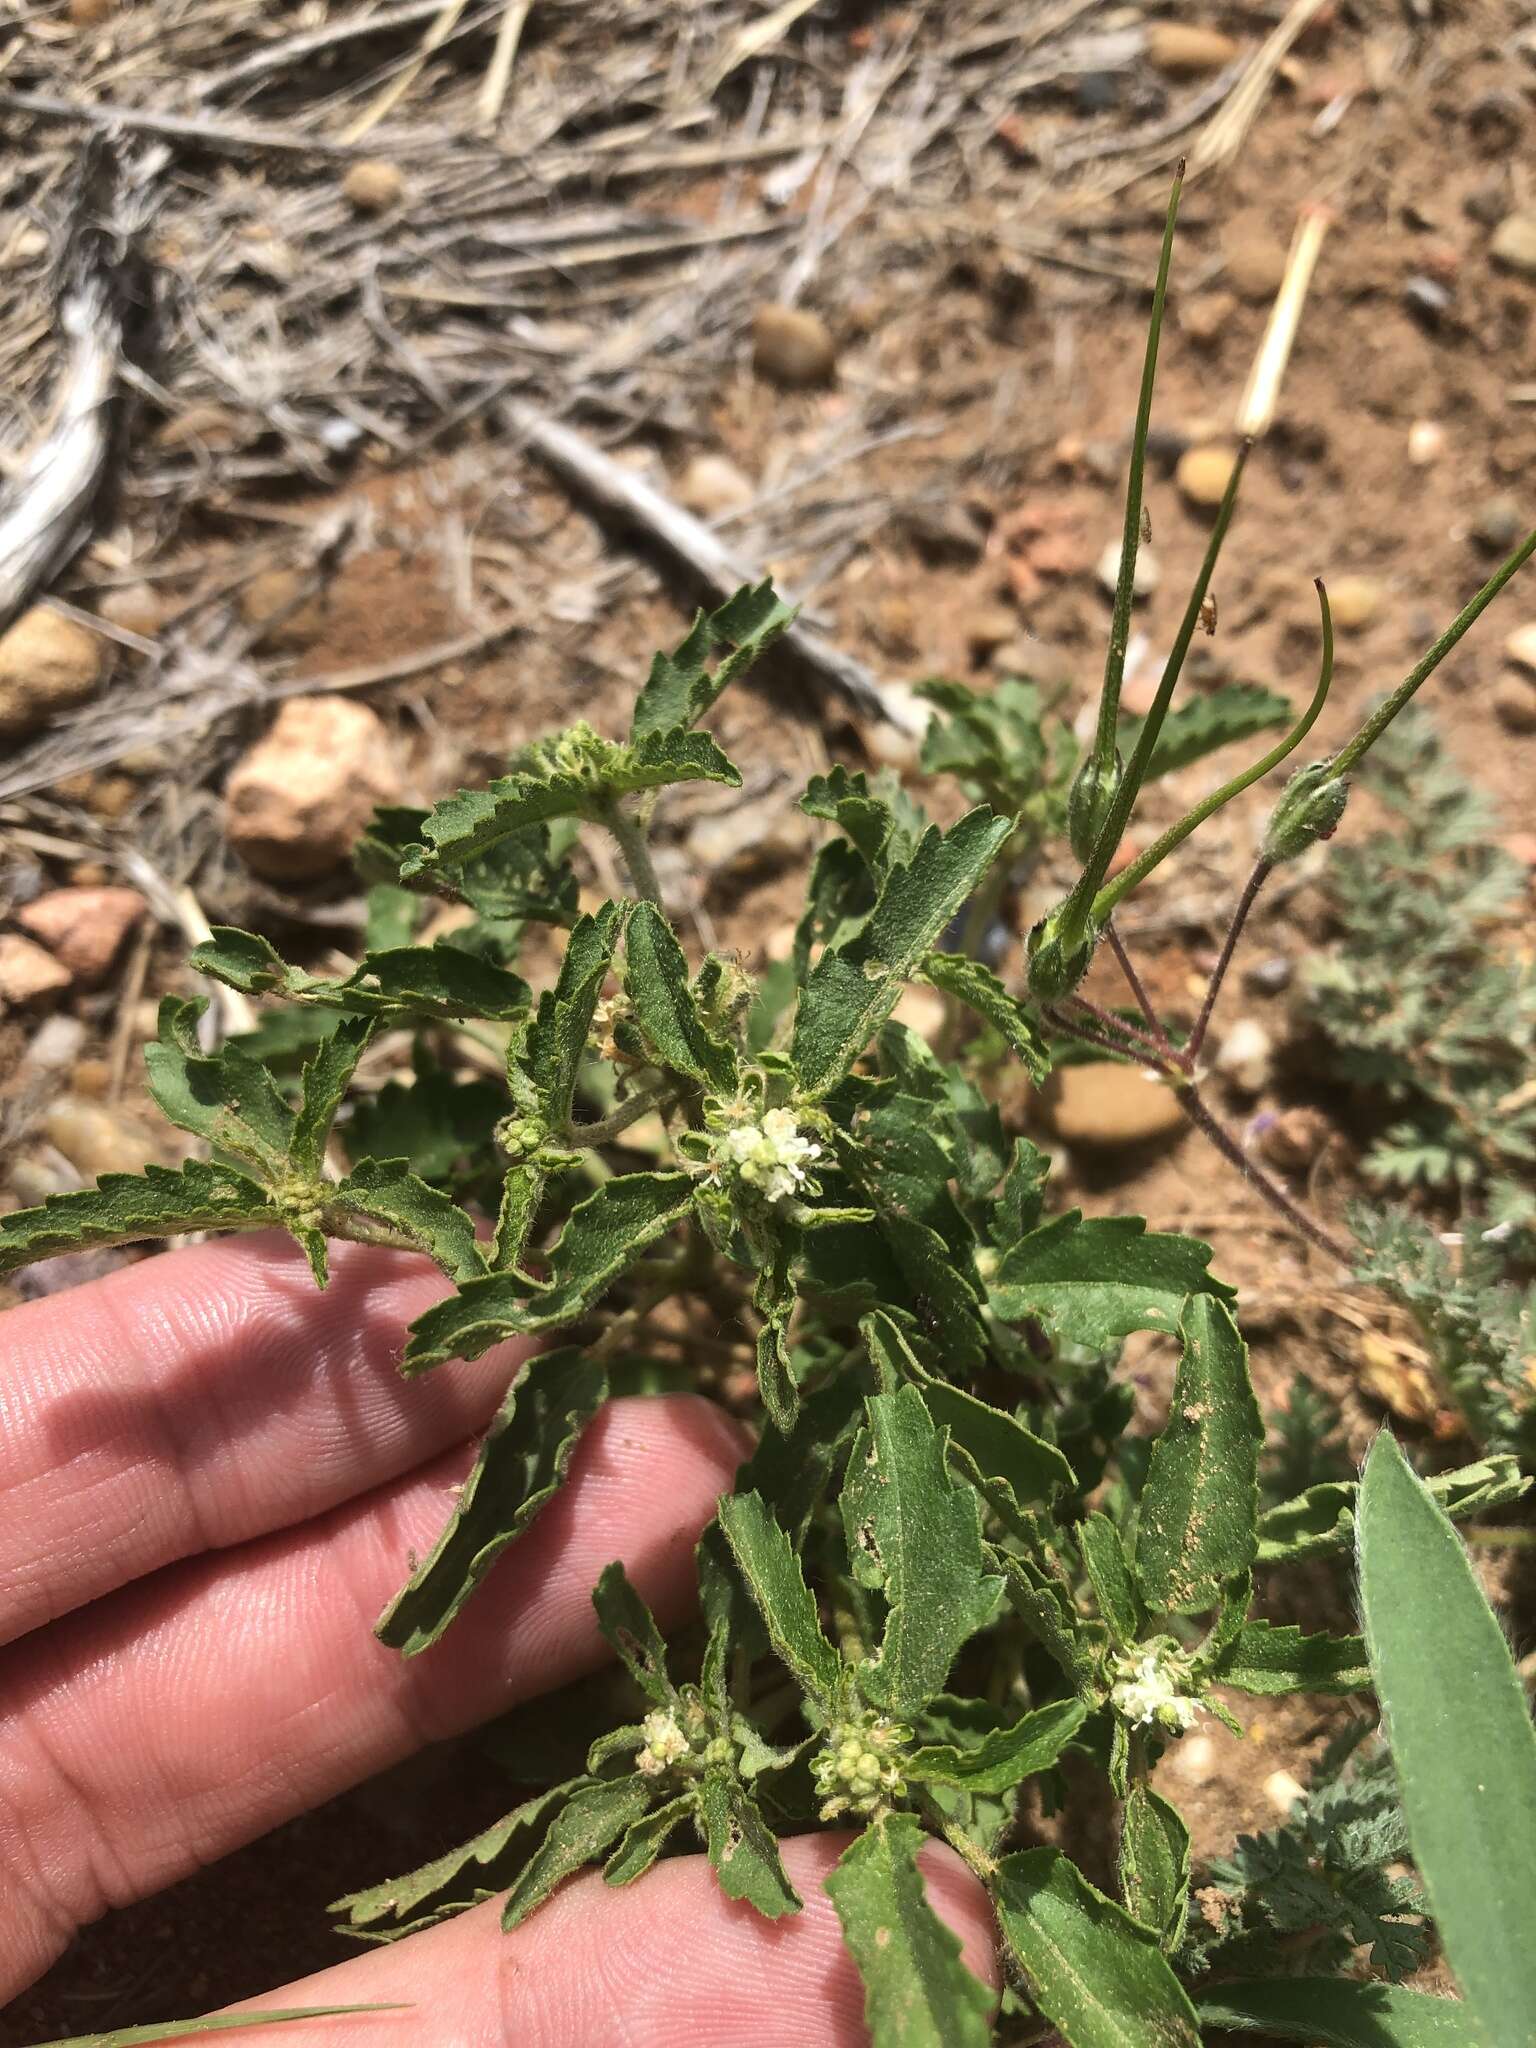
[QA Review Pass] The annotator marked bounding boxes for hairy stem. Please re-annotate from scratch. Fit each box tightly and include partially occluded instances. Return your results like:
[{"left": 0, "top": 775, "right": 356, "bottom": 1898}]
[
  {"left": 1173, "top": 1080, "right": 1351, "bottom": 1263},
  {"left": 1103, "top": 922, "right": 1172, "bottom": 1051},
  {"left": 565, "top": 1080, "right": 679, "bottom": 1148},
  {"left": 1187, "top": 857, "right": 1273, "bottom": 1061},
  {"left": 603, "top": 801, "right": 663, "bottom": 905}
]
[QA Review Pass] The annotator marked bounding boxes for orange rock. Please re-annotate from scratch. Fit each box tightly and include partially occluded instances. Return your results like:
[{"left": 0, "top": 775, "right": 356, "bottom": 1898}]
[
  {"left": 0, "top": 933, "right": 70, "bottom": 1008},
  {"left": 17, "top": 887, "right": 148, "bottom": 986}
]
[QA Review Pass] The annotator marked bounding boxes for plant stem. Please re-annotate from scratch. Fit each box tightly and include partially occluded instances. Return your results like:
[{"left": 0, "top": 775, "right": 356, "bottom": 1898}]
[
  {"left": 1067, "top": 992, "right": 1172, "bottom": 1065},
  {"left": 1103, "top": 922, "right": 1172, "bottom": 1051},
  {"left": 1187, "top": 856, "right": 1273, "bottom": 1061},
  {"left": 1173, "top": 1079, "right": 1351, "bottom": 1263},
  {"left": 1329, "top": 524, "right": 1536, "bottom": 776},
  {"left": 565, "top": 1080, "right": 678, "bottom": 1148},
  {"left": 603, "top": 801, "right": 663, "bottom": 905}
]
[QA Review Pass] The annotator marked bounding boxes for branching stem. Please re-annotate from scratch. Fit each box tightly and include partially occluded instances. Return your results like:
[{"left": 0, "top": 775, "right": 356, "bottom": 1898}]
[{"left": 1187, "top": 856, "right": 1273, "bottom": 1061}]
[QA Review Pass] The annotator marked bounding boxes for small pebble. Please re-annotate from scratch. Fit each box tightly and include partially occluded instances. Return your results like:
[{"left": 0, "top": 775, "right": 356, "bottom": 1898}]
[
  {"left": 1403, "top": 275, "right": 1453, "bottom": 324},
  {"left": 966, "top": 605, "right": 1021, "bottom": 656},
  {"left": 1504, "top": 623, "right": 1536, "bottom": 673},
  {"left": 677, "top": 452, "right": 754, "bottom": 519},
  {"left": 1263, "top": 1769, "right": 1306, "bottom": 1816},
  {"left": 17, "top": 886, "right": 147, "bottom": 987},
  {"left": 1095, "top": 538, "right": 1159, "bottom": 601},
  {"left": 1473, "top": 494, "right": 1526, "bottom": 555},
  {"left": 67, "top": 0, "right": 115, "bottom": 25},
  {"left": 1176, "top": 444, "right": 1238, "bottom": 510},
  {"left": 0, "top": 607, "right": 104, "bottom": 738},
  {"left": 1214, "top": 1017, "right": 1274, "bottom": 1095},
  {"left": 0, "top": 934, "right": 70, "bottom": 1008},
  {"left": 1327, "top": 574, "right": 1384, "bottom": 631},
  {"left": 1044, "top": 1062, "right": 1187, "bottom": 1150},
  {"left": 751, "top": 304, "right": 837, "bottom": 387},
  {"left": 1180, "top": 290, "right": 1235, "bottom": 347},
  {"left": 1146, "top": 22, "right": 1238, "bottom": 77},
  {"left": 1490, "top": 211, "right": 1536, "bottom": 278},
  {"left": 1406, "top": 420, "right": 1445, "bottom": 466},
  {"left": 1221, "top": 213, "right": 1288, "bottom": 304},
  {"left": 1257, "top": 1106, "right": 1331, "bottom": 1174},
  {"left": 1494, "top": 674, "right": 1536, "bottom": 732},
  {"left": 21, "top": 1014, "right": 88, "bottom": 1074},
  {"left": 342, "top": 160, "right": 405, "bottom": 213},
  {"left": 1243, "top": 954, "right": 1292, "bottom": 997},
  {"left": 238, "top": 568, "right": 327, "bottom": 654}
]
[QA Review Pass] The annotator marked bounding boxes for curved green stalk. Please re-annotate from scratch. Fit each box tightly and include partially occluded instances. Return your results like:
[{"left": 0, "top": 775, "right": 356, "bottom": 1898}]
[
  {"left": 1058, "top": 437, "right": 1251, "bottom": 956},
  {"left": 1086, "top": 161, "right": 1186, "bottom": 792},
  {"left": 1093, "top": 577, "right": 1335, "bottom": 922},
  {"left": 1328, "top": 524, "right": 1536, "bottom": 776}
]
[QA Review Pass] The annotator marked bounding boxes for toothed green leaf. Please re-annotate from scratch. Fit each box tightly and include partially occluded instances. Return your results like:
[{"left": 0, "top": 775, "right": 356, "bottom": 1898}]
[
  {"left": 332, "top": 1158, "right": 488, "bottom": 1284},
  {"left": 1197, "top": 1978, "right": 1482, "bottom": 2046},
  {"left": 523, "top": 902, "right": 628, "bottom": 1127},
  {"left": 791, "top": 809, "right": 1012, "bottom": 1096},
  {"left": 841, "top": 1386, "right": 1005, "bottom": 1718},
  {"left": 623, "top": 902, "right": 738, "bottom": 1094},
  {"left": 906, "top": 1696, "right": 1086, "bottom": 1795},
  {"left": 1119, "top": 1783, "right": 1189, "bottom": 1949},
  {"left": 355, "top": 805, "right": 578, "bottom": 924},
  {"left": 592, "top": 1561, "right": 675, "bottom": 1706},
  {"left": 501, "top": 1776, "right": 655, "bottom": 1930},
  {"left": 826, "top": 1812, "right": 993, "bottom": 2048},
  {"left": 402, "top": 1172, "right": 694, "bottom": 1371},
  {"left": 0, "top": 1162, "right": 277, "bottom": 1276},
  {"left": 603, "top": 1794, "right": 696, "bottom": 1887},
  {"left": 145, "top": 996, "right": 295, "bottom": 1176},
  {"left": 717, "top": 1489, "right": 842, "bottom": 1711},
  {"left": 993, "top": 1848, "right": 1201, "bottom": 2048},
  {"left": 1121, "top": 681, "right": 1292, "bottom": 783},
  {"left": 376, "top": 1346, "right": 606, "bottom": 1654},
  {"left": 697, "top": 1772, "right": 801, "bottom": 1918},
  {"left": 290, "top": 1015, "right": 378, "bottom": 1177},
  {"left": 1257, "top": 1456, "right": 1529, "bottom": 1567},
  {"left": 191, "top": 927, "right": 531, "bottom": 1022},
  {"left": 1204, "top": 1619, "right": 1370, "bottom": 1695},
  {"left": 1076, "top": 1514, "right": 1144, "bottom": 1646},
  {"left": 990, "top": 1211, "right": 1234, "bottom": 1350},
  {"left": 630, "top": 579, "right": 796, "bottom": 740},
  {"left": 916, "top": 950, "right": 1050, "bottom": 1080}
]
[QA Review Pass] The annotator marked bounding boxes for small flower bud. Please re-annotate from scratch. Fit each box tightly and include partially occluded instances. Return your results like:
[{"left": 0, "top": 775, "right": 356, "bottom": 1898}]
[
  {"left": 1025, "top": 914, "right": 1094, "bottom": 1005},
  {"left": 1067, "top": 749, "right": 1122, "bottom": 865},
  {"left": 1261, "top": 762, "right": 1350, "bottom": 865}
]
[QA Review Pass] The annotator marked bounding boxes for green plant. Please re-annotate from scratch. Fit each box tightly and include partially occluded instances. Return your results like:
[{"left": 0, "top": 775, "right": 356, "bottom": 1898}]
[{"left": 5, "top": 176, "right": 1536, "bottom": 2045}]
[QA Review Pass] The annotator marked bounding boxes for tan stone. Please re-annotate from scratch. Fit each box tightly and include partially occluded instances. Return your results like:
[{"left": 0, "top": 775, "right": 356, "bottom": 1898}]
[
  {"left": 752, "top": 305, "right": 837, "bottom": 387},
  {"left": 239, "top": 568, "right": 327, "bottom": 653},
  {"left": 1043, "top": 1061, "right": 1186, "bottom": 1149},
  {"left": 1490, "top": 211, "right": 1536, "bottom": 278},
  {"left": 225, "top": 695, "right": 401, "bottom": 880},
  {"left": 1181, "top": 290, "right": 1235, "bottom": 346},
  {"left": 43, "top": 1098, "right": 158, "bottom": 1180},
  {"left": 1494, "top": 674, "right": 1536, "bottom": 733},
  {"left": 67, "top": 0, "right": 115, "bottom": 26},
  {"left": 1327, "top": 574, "right": 1384, "bottom": 631},
  {"left": 1257, "top": 1106, "right": 1331, "bottom": 1174},
  {"left": 0, "top": 933, "right": 70, "bottom": 1008},
  {"left": 342, "top": 160, "right": 406, "bottom": 214},
  {"left": 17, "top": 886, "right": 147, "bottom": 986},
  {"left": 94, "top": 583, "right": 165, "bottom": 639},
  {"left": 1176, "top": 444, "right": 1239, "bottom": 510},
  {"left": 1146, "top": 21, "right": 1238, "bottom": 77},
  {"left": 1221, "top": 213, "right": 1289, "bottom": 304},
  {"left": 677, "top": 452, "right": 754, "bottom": 518},
  {"left": 0, "top": 607, "right": 103, "bottom": 737}
]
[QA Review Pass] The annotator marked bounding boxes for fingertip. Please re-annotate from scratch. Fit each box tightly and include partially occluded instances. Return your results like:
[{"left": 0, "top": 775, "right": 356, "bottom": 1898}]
[{"left": 914, "top": 1836, "right": 1003, "bottom": 1993}]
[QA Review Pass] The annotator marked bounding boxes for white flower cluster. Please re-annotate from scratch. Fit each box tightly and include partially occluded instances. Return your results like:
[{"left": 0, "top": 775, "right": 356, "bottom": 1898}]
[
  {"left": 719, "top": 1107, "right": 823, "bottom": 1206},
  {"left": 635, "top": 1708, "right": 690, "bottom": 1777},
  {"left": 1110, "top": 1649, "right": 1201, "bottom": 1734},
  {"left": 812, "top": 1713, "right": 909, "bottom": 1821}
]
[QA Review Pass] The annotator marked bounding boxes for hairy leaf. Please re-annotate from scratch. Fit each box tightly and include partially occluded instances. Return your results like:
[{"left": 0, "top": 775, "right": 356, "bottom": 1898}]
[
  {"left": 990, "top": 1212, "right": 1233, "bottom": 1349},
  {"left": 1258, "top": 1456, "right": 1528, "bottom": 1567},
  {"left": 356, "top": 806, "right": 578, "bottom": 924},
  {"left": 792, "top": 809, "right": 1012, "bottom": 1095},
  {"left": 826, "top": 1812, "right": 993, "bottom": 2048},
  {"left": 801, "top": 764, "right": 902, "bottom": 873},
  {"left": 192, "top": 927, "right": 531, "bottom": 1022},
  {"left": 1197, "top": 1978, "right": 1480, "bottom": 2046},
  {"left": 603, "top": 1794, "right": 695, "bottom": 1887},
  {"left": 523, "top": 901, "right": 628, "bottom": 1128},
  {"left": 502, "top": 1776, "right": 655, "bottom": 1930},
  {"left": 717, "top": 1490, "right": 843, "bottom": 1710},
  {"left": 1121, "top": 681, "right": 1291, "bottom": 783},
  {"left": 1077, "top": 1514, "right": 1144, "bottom": 1646},
  {"left": 333, "top": 1158, "right": 489, "bottom": 1284},
  {"left": 993, "top": 1849, "right": 1201, "bottom": 2048},
  {"left": 1119, "top": 1783, "right": 1189, "bottom": 1949},
  {"left": 376, "top": 1347, "right": 606, "bottom": 1654},
  {"left": 1358, "top": 1430, "right": 1536, "bottom": 2048},
  {"left": 842, "top": 1386, "right": 1005, "bottom": 1718},
  {"left": 1135, "top": 1296, "right": 1262, "bottom": 1616},
  {"left": 630, "top": 580, "right": 795, "bottom": 739},
  {"left": 697, "top": 1772, "right": 801, "bottom": 1918},
  {"left": 906, "top": 1696, "right": 1086, "bottom": 1795},
  {"left": 623, "top": 902, "right": 738, "bottom": 1094},
  {"left": 1206, "top": 1620, "right": 1370, "bottom": 1696},
  {"left": 592, "top": 1561, "right": 675, "bottom": 1706},
  {"left": 290, "top": 1015, "right": 377, "bottom": 1177},
  {"left": 145, "top": 997, "right": 295, "bottom": 1177},
  {"left": 403, "top": 1172, "right": 694, "bottom": 1370},
  {"left": 916, "top": 950, "right": 1050, "bottom": 1079},
  {"left": 0, "top": 1162, "right": 276, "bottom": 1276}
]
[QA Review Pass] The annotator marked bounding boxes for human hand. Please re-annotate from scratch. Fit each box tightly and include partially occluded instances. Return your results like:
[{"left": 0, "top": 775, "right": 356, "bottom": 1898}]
[{"left": 0, "top": 1235, "right": 997, "bottom": 2045}]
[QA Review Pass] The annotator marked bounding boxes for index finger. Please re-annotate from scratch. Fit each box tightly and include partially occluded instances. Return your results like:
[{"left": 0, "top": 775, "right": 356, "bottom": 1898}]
[{"left": 0, "top": 1233, "right": 531, "bottom": 1648}]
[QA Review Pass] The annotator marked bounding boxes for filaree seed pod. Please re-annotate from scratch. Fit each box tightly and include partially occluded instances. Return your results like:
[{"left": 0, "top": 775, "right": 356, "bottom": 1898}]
[
  {"left": 1067, "top": 748, "right": 1122, "bottom": 864},
  {"left": 1262, "top": 762, "right": 1350, "bottom": 864}
]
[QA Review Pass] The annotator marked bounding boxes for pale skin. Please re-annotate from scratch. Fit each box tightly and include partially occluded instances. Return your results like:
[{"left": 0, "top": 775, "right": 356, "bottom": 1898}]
[{"left": 0, "top": 1235, "right": 1000, "bottom": 2046}]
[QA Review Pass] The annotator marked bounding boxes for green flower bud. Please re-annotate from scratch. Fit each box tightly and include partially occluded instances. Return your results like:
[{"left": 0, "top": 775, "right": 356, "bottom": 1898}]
[
  {"left": 1067, "top": 749, "right": 1122, "bottom": 865},
  {"left": 811, "top": 1711, "right": 911, "bottom": 1822},
  {"left": 1025, "top": 914, "right": 1094, "bottom": 1005},
  {"left": 1261, "top": 762, "right": 1349, "bottom": 865}
]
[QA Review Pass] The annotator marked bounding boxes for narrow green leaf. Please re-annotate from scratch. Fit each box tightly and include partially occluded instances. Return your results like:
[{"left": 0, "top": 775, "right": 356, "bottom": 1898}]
[
  {"left": 355, "top": 806, "right": 578, "bottom": 924},
  {"left": 792, "top": 809, "right": 1012, "bottom": 1096},
  {"left": 493, "top": 1162, "right": 545, "bottom": 1273},
  {"left": 403, "top": 1172, "right": 694, "bottom": 1370},
  {"left": 1205, "top": 1619, "right": 1370, "bottom": 1695},
  {"left": 603, "top": 1793, "right": 696, "bottom": 1887},
  {"left": 333, "top": 1158, "right": 489, "bottom": 1284},
  {"left": 630, "top": 579, "right": 796, "bottom": 739},
  {"left": 696, "top": 1772, "right": 802, "bottom": 1918},
  {"left": 994, "top": 1549, "right": 1103, "bottom": 1699},
  {"left": 990, "top": 1211, "right": 1234, "bottom": 1349},
  {"left": 623, "top": 902, "right": 738, "bottom": 1093},
  {"left": 32, "top": 2012, "right": 402, "bottom": 2048},
  {"left": 0, "top": 1162, "right": 277, "bottom": 1276},
  {"left": 717, "top": 1490, "right": 843, "bottom": 1710},
  {"left": 523, "top": 901, "right": 628, "bottom": 1127},
  {"left": 376, "top": 1346, "right": 606, "bottom": 1653},
  {"left": 1077, "top": 1515, "right": 1144, "bottom": 1646},
  {"left": 1358, "top": 1429, "right": 1536, "bottom": 2048},
  {"left": 1134, "top": 1296, "right": 1262, "bottom": 1616},
  {"left": 841, "top": 1386, "right": 1004, "bottom": 1718},
  {"left": 592, "top": 1560, "right": 675, "bottom": 1706},
  {"left": 906, "top": 1696, "right": 1086, "bottom": 1794},
  {"left": 1257, "top": 1456, "right": 1529, "bottom": 1567},
  {"left": 825, "top": 1812, "right": 993, "bottom": 2048},
  {"left": 1118, "top": 1783, "right": 1189, "bottom": 1948},
  {"left": 502, "top": 1776, "right": 655, "bottom": 1930},
  {"left": 1197, "top": 1978, "right": 1480, "bottom": 2046},
  {"left": 332, "top": 1779, "right": 583, "bottom": 1937},
  {"left": 1121, "top": 680, "right": 1292, "bottom": 783},
  {"left": 992, "top": 1848, "right": 1201, "bottom": 2048},
  {"left": 917, "top": 950, "right": 1050, "bottom": 1080},
  {"left": 192, "top": 927, "right": 531, "bottom": 1022},
  {"left": 145, "top": 996, "right": 295, "bottom": 1176},
  {"left": 752, "top": 1224, "right": 800, "bottom": 1434},
  {"left": 290, "top": 1015, "right": 377, "bottom": 1177}
]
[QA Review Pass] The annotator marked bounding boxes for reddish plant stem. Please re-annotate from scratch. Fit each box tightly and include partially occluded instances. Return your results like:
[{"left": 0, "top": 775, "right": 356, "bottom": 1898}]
[
  {"left": 1173, "top": 1079, "right": 1350, "bottom": 1263},
  {"left": 1103, "top": 922, "right": 1177, "bottom": 1056},
  {"left": 1048, "top": 1007, "right": 1163, "bottom": 1065},
  {"left": 1188, "top": 855, "right": 1274, "bottom": 1063},
  {"left": 1065, "top": 992, "right": 1169, "bottom": 1064}
]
